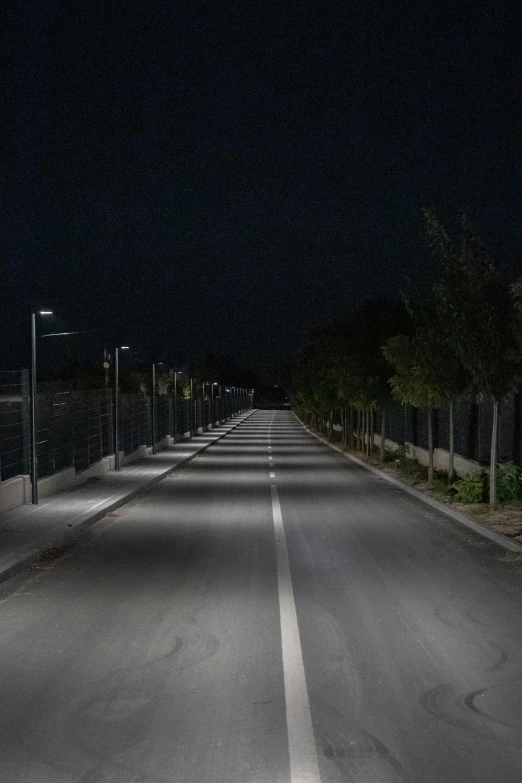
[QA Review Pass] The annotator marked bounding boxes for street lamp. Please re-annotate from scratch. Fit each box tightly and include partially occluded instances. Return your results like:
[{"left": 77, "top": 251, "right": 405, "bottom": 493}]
[
  {"left": 171, "top": 370, "right": 182, "bottom": 440},
  {"left": 151, "top": 361, "right": 163, "bottom": 454},
  {"left": 210, "top": 381, "right": 217, "bottom": 426},
  {"left": 190, "top": 376, "right": 194, "bottom": 434},
  {"left": 30, "top": 310, "right": 53, "bottom": 504},
  {"left": 114, "top": 346, "right": 130, "bottom": 470}
]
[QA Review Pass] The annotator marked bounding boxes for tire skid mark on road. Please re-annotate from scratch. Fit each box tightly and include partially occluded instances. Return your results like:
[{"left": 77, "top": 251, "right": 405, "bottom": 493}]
[{"left": 485, "top": 642, "right": 509, "bottom": 672}]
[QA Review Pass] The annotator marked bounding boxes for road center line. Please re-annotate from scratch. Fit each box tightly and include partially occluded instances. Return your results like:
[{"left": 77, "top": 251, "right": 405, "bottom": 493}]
[{"left": 270, "top": 483, "right": 321, "bottom": 783}]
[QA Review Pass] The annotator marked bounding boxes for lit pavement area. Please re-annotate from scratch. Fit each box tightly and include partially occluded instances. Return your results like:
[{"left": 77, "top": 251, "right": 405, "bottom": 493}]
[
  {"left": 1, "top": 411, "right": 522, "bottom": 781},
  {"left": 0, "top": 415, "right": 251, "bottom": 585}
]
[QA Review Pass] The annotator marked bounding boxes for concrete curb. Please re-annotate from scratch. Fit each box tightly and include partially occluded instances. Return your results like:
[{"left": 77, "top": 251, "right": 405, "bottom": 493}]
[
  {"left": 0, "top": 411, "right": 256, "bottom": 586},
  {"left": 296, "top": 415, "right": 522, "bottom": 555}
]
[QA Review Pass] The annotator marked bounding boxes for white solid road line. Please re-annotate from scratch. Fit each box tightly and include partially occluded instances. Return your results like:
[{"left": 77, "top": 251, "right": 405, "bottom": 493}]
[{"left": 270, "top": 483, "right": 321, "bottom": 783}]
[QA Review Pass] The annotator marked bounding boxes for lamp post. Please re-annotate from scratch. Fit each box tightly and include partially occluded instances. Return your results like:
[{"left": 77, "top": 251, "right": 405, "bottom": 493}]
[
  {"left": 151, "top": 362, "right": 163, "bottom": 454},
  {"left": 30, "top": 310, "right": 53, "bottom": 504},
  {"left": 172, "top": 371, "right": 181, "bottom": 440},
  {"left": 190, "top": 376, "right": 194, "bottom": 434},
  {"left": 210, "top": 382, "right": 217, "bottom": 426},
  {"left": 201, "top": 381, "right": 205, "bottom": 429},
  {"left": 114, "top": 346, "right": 129, "bottom": 470}
]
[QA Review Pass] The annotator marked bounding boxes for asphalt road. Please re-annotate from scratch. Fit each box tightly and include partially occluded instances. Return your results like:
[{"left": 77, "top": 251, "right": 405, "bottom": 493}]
[{"left": 1, "top": 410, "right": 522, "bottom": 782}]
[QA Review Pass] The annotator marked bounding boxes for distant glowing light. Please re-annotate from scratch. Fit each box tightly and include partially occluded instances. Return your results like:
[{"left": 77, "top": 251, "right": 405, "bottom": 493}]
[{"left": 39, "top": 310, "right": 53, "bottom": 315}]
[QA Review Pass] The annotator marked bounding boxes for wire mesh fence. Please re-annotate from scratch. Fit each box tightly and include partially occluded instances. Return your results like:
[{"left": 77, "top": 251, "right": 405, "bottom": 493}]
[
  {"left": 72, "top": 390, "right": 113, "bottom": 471},
  {"left": 0, "top": 371, "right": 30, "bottom": 481},
  {"left": 35, "top": 387, "right": 114, "bottom": 478},
  {"left": 154, "top": 396, "right": 171, "bottom": 444},
  {"left": 119, "top": 395, "right": 150, "bottom": 456},
  {"left": 0, "top": 379, "right": 250, "bottom": 485}
]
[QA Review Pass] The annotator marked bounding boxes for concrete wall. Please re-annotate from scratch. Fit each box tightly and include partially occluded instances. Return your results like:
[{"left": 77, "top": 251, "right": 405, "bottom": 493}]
[
  {"left": 0, "top": 475, "right": 31, "bottom": 514},
  {"left": 324, "top": 420, "right": 481, "bottom": 476},
  {"left": 371, "top": 435, "right": 481, "bottom": 475}
]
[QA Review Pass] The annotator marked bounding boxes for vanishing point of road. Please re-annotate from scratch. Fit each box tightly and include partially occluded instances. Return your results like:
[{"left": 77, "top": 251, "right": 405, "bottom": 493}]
[{"left": 1, "top": 410, "right": 522, "bottom": 782}]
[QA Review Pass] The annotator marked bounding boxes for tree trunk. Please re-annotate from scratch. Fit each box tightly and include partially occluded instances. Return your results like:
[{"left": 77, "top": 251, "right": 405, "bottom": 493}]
[
  {"left": 427, "top": 403, "right": 434, "bottom": 486},
  {"left": 329, "top": 409, "right": 333, "bottom": 439},
  {"left": 362, "top": 410, "right": 367, "bottom": 453},
  {"left": 380, "top": 410, "right": 386, "bottom": 462},
  {"left": 369, "top": 408, "right": 374, "bottom": 457},
  {"left": 490, "top": 399, "right": 499, "bottom": 509},
  {"left": 448, "top": 399, "right": 454, "bottom": 482},
  {"left": 357, "top": 410, "right": 361, "bottom": 451}
]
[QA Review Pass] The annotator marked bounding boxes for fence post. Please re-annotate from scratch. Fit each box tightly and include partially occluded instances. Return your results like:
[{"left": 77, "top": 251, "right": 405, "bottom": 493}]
[{"left": 168, "top": 393, "right": 174, "bottom": 440}]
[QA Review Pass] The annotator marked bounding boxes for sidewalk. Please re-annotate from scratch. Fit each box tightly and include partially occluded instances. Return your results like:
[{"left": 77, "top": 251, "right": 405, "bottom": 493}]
[{"left": 0, "top": 412, "right": 253, "bottom": 585}]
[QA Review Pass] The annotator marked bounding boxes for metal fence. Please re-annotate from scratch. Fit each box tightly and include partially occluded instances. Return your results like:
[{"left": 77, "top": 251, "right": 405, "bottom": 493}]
[
  {"left": 119, "top": 394, "right": 150, "bottom": 457},
  {"left": 0, "top": 378, "right": 251, "bottom": 483},
  {"left": 0, "top": 371, "right": 30, "bottom": 481},
  {"left": 378, "top": 398, "right": 522, "bottom": 467},
  {"left": 322, "top": 396, "right": 522, "bottom": 469},
  {"left": 35, "top": 388, "right": 113, "bottom": 478}
]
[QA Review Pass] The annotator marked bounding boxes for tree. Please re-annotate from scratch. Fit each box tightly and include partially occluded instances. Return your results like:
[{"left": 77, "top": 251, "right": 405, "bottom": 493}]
[
  {"left": 405, "top": 289, "right": 469, "bottom": 482},
  {"left": 290, "top": 298, "right": 409, "bottom": 454},
  {"left": 383, "top": 334, "right": 441, "bottom": 485},
  {"left": 426, "top": 211, "right": 520, "bottom": 507}
]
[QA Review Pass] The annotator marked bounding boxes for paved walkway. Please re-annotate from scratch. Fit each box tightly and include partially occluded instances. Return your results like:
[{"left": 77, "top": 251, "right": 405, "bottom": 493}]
[{"left": 0, "top": 412, "right": 253, "bottom": 585}]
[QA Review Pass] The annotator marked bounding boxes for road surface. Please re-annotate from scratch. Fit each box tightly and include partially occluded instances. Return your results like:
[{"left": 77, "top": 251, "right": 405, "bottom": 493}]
[{"left": 1, "top": 410, "right": 522, "bottom": 782}]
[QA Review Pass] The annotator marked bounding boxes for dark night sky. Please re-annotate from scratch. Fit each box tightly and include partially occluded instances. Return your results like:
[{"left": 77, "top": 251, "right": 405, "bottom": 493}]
[{"left": 2, "top": 1, "right": 521, "bottom": 381}]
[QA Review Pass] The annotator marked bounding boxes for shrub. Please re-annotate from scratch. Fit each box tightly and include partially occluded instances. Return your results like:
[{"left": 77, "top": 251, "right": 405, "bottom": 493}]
[
  {"left": 452, "top": 472, "right": 487, "bottom": 503},
  {"left": 496, "top": 462, "right": 522, "bottom": 503},
  {"left": 393, "top": 444, "right": 412, "bottom": 468},
  {"left": 391, "top": 445, "right": 427, "bottom": 480}
]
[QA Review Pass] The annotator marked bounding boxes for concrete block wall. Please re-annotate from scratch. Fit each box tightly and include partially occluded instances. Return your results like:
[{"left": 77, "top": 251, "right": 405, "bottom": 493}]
[
  {"left": 0, "top": 475, "right": 32, "bottom": 515},
  {"left": 372, "top": 435, "right": 481, "bottom": 475},
  {"left": 325, "top": 421, "right": 481, "bottom": 476}
]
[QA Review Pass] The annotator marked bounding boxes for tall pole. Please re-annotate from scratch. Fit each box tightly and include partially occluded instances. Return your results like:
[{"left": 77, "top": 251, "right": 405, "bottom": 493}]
[
  {"left": 152, "top": 362, "right": 157, "bottom": 454},
  {"left": 30, "top": 312, "right": 38, "bottom": 504},
  {"left": 174, "top": 372, "right": 178, "bottom": 439},
  {"left": 114, "top": 347, "right": 120, "bottom": 470},
  {"left": 104, "top": 346, "right": 109, "bottom": 389},
  {"left": 190, "top": 376, "right": 193, "bottom": 434}
]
